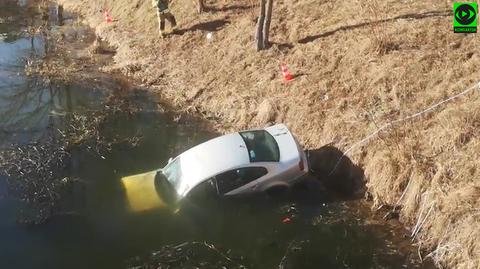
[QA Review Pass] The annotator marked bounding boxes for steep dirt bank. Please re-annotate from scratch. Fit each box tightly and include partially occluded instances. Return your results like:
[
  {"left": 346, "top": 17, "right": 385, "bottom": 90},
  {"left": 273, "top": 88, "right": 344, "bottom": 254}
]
[{"left": 55, "top": 0, "right": 479, "bottom": 267}]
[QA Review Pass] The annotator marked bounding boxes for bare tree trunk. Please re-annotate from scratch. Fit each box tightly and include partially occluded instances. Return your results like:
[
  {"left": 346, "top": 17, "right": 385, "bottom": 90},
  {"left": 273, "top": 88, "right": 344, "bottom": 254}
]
[
  {"left": 262, "top": 0, "right": 273, "bottom": 48},
  {"left": 57, "top": 5, "right": 64, "bottom": 26},
  {"left": 197, "top": 0, "right": 205, "bottom": 13},
  {"left": 256, "top": 0, "right": 266, "bottom": 51}
]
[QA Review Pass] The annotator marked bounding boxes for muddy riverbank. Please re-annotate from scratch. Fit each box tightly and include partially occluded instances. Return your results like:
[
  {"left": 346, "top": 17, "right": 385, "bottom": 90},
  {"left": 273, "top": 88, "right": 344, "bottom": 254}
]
[{"left": 53, "top": 0, "right": 480, "bottom": 268}]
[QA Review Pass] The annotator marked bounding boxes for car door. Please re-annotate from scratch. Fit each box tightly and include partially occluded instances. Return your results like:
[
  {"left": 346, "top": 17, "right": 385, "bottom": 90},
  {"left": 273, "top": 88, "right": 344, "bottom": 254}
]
[
  {"left": 186, "top": 178, "right": 219, "bottom": 201},
  {"left": 215, "top": 166, "right": 268, "bottom": 196}
]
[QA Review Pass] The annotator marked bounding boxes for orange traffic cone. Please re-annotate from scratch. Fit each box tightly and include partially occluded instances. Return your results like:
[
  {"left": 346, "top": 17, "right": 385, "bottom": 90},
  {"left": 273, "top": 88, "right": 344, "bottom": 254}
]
[
  {"left": 281, "top": 63, "right": 294, "bottom": 82},
  {"left": 104, "top": 9, "right": 113, "bottom": 23}
]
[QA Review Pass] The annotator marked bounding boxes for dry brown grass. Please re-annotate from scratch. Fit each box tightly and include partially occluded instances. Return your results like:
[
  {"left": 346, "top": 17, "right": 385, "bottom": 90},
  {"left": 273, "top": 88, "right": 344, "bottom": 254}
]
[
  {"left": 365, "top": 97, "right": 480, "bottom": 268},
  {"left": 358, "top": 0, "right": 396, "bottom": 55},
  {"left": 56, "top": 0, "right": 480, "bottom": 267}
]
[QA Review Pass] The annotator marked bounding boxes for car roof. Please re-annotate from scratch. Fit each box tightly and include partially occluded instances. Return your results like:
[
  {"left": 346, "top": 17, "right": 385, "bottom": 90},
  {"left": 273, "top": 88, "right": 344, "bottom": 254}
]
[{"left": 175, "top": 132, "right": 251, "bottom": 196}]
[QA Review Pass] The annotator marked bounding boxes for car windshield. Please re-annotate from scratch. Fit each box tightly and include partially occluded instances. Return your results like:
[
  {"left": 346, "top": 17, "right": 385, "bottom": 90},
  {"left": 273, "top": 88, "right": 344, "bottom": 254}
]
[
  {"left": 162, "top": 157, "right": 183, "bottom": 191},
  {"left": 154, "top": 171, "right": 179, "bottom": 205},
  {"left": 239, "top": 130, "right": 280, "bottom": 162}
]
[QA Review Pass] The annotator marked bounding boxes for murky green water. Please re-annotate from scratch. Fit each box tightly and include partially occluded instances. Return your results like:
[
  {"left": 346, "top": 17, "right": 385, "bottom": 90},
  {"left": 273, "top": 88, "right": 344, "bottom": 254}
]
[{"left": 0, "top": 1, "right": 436, "bottom": 269}]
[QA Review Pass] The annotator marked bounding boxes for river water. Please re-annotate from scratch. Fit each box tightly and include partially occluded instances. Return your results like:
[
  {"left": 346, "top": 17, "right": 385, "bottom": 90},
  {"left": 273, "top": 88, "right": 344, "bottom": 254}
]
[{"left": 0, "top": 1, "right": 436, "bottom": 269}]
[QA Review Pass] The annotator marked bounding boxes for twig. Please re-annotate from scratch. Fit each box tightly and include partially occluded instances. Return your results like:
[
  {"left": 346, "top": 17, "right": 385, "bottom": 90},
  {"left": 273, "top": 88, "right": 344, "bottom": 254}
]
[
  {"left": 425, "top": 222, "right": 451, "bottom": 261},
  {"left": 417, "top": 241, "right": 423, "bottom": 263},
  {"left": 202, "top": 241, "right": 233, "bottom": 262},
  {"left": 412, "top": 203, "right": 435, "bottom": 241},
  {"left": 394, "top": 178, "right": 412, "bottom": 208},
  {"left": 411, "top": 193, "right": 428, "bottom": 237},
  {"left": 278, "top": 240, "right": 305, "bottom": 269}
]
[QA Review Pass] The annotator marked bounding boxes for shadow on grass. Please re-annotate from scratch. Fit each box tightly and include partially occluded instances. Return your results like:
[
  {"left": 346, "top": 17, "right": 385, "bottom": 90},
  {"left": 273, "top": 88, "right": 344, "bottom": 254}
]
[
  {"left": 298, "top": 10, "right": 451, "bottom": 44},
  {"left": 289, "top": 145, "right": 365, "bottom": 204},
  {"left": 173, "top": 19, "right": 230, "bottom": 35},
  {"left": 271, "top": 41, "right": 295, "bottom": 51},
  {"left": 204, "top": 4, "right": 253, "bottom": 12}
]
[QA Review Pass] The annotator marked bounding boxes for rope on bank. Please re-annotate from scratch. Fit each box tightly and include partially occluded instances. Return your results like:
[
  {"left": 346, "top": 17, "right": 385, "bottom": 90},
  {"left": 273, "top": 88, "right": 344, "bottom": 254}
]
[{"left": 328, "top": 81, "right": 480, "bottom": 176}]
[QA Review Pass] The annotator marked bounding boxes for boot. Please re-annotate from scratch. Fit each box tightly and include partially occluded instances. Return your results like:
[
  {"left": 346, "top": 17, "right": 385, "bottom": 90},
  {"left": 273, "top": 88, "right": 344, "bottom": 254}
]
[{"left": 159, "top": 30, "right": 166, "bottom": 38}]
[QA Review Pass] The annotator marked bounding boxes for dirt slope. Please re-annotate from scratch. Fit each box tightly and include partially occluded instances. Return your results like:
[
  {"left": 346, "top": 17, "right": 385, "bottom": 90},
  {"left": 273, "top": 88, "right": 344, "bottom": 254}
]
[{"left": 56, "top": 0, "right": 479, "bottom": 267}]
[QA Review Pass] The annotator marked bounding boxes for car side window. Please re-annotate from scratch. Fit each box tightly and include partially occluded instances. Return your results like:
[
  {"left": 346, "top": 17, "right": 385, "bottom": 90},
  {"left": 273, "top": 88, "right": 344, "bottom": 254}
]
[
  {"left": 186, "top": 179, "right": 219, "bottom": 201},
  {"left": 215, "top": 167, "right": 268, "bottom": 194}
]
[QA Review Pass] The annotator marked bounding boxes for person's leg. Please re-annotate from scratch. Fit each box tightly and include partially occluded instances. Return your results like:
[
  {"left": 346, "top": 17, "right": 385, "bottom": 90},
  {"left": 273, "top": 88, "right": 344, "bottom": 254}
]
[
  {"left": 164, "top": 12, "right": 177, "bottom": 32},
  {"left": 157, "top": 9, "right": 166, "bottom": 37}
]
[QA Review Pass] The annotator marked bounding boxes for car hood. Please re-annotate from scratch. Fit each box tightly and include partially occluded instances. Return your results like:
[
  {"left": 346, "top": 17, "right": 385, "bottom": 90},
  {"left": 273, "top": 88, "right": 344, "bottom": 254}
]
[{"left": 121, "top": 170, "right": 167, "bottom": 212}]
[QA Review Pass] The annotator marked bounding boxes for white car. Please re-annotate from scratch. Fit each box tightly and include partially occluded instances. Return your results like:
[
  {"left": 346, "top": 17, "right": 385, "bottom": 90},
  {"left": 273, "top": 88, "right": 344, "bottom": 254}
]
[{"left": 122, "top": 124, "right": 309, "bottom": 212}]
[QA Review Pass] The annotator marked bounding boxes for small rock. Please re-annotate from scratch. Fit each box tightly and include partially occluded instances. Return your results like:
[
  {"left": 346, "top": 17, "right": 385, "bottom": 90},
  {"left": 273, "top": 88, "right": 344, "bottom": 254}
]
[{"left": 254, "top": 99, "right": 277, "bottom": 125}]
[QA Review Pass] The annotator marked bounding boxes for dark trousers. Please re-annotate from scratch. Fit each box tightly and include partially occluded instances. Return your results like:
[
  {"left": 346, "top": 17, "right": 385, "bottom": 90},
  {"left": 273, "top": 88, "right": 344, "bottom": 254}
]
[{"left": 157, "top": 9, "right": 177, "bottom": 31}]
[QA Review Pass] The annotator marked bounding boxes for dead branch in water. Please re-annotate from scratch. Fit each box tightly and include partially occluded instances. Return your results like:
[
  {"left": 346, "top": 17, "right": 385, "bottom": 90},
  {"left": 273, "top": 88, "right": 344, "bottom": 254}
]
[
  {"left": 126, "top": 241, "right": 247, "bottom": 269},
  {"left": 0, "top": 97, "right": 143, "bottom": 225}
]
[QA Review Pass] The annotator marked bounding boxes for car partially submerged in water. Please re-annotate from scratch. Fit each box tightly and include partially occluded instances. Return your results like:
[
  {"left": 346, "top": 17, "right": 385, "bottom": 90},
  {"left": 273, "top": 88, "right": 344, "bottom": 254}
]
[{"left": 121, "top": 124, "right": 308, "bottom": 212}]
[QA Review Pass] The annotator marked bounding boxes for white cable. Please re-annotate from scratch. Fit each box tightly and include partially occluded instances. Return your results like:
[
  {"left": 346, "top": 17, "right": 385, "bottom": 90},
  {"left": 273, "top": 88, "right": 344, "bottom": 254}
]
[{"left": 328, "top": 82, "right": 480, "bottom": 176}]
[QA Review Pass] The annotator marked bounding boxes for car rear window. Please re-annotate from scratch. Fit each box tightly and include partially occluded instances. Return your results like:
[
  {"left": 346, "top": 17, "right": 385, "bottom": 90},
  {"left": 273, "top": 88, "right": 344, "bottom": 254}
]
[{"left": 240, "top": 130, "right": 280, "bottom": 162}]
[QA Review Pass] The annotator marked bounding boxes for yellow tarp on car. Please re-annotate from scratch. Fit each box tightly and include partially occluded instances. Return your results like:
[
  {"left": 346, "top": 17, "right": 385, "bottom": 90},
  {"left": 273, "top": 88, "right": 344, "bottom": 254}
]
[{"left": 121, "top": 170, "right": 165, "bottom": 212}]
